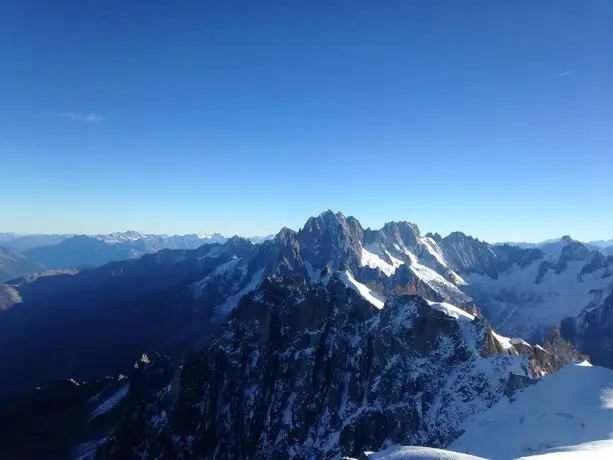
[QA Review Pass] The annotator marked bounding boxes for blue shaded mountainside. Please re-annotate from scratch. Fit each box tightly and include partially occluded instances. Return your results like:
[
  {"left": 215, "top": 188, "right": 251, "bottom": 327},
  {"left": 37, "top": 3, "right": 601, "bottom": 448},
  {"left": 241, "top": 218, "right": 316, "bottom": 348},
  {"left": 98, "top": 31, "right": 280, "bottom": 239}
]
[
  {"left": 21, "top": 232, "right": 228, "bottom": 270},
  {"left": 0, "top": 237, "right": 257, "bottom": 399},
  {"left": 0, "top": 211, "right": 606, "bottom": 459},
  {"left": 0, "top": 246, "right": 46, "bottom": 282}
]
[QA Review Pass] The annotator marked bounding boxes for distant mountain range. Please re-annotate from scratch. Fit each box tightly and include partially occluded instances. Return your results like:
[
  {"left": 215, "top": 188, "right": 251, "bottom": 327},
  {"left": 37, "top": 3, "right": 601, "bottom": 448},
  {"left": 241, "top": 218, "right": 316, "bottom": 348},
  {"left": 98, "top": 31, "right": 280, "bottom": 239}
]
[
  {"left": 500, "top": 238, "right": 613, "bottom": 254},
  {"left": 0, "top": 231, "right": 274, "bottom": 280},
  {"left": 2, "top": 229, "right": 609, "bottom": 282}
]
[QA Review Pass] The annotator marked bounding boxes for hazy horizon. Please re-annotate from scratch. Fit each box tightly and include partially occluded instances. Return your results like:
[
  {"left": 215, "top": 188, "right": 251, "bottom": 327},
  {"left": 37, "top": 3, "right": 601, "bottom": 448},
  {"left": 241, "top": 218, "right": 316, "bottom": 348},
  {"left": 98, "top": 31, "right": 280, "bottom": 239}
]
[{"left": 2, "top": 208, "right": 611, "bottom": 245}]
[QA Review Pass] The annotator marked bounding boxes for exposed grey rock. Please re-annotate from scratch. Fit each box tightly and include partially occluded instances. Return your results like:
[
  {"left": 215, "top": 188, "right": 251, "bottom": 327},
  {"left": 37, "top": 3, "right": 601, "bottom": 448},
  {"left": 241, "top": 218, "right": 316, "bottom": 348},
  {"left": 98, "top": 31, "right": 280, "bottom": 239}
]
[
  {"left": 439, "top": 233, "right": 543, "bottom": 279},
  {"left": 96, "top": 276, "right": 568, "bottom": 460},
  {"left": 561, "top": 283, "right": 613, "bottom": 367}
]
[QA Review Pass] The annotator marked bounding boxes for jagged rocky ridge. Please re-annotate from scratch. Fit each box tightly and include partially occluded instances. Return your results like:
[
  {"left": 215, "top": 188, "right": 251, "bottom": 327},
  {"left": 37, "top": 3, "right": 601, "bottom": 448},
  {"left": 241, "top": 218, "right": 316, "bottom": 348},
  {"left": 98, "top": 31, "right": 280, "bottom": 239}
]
[
  {"left": 2, "top": 211, "right": 608, "bottom": 399},
  {"left": 451, "top": 235, "right": 612, "bottom": 341},
  {"left": 95, "top": 274, "right": 581, "bottom": 460}
]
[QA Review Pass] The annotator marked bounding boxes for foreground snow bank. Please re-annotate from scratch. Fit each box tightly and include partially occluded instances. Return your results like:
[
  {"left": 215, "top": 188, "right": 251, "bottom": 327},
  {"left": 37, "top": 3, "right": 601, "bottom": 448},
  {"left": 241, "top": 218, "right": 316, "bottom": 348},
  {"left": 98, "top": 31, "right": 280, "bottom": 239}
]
[
  {"left": 369, "top": 362, "right": 613, "bottom": 459},
  {"left": 367, "top": 445, "right": 485, "bottom": 459}
]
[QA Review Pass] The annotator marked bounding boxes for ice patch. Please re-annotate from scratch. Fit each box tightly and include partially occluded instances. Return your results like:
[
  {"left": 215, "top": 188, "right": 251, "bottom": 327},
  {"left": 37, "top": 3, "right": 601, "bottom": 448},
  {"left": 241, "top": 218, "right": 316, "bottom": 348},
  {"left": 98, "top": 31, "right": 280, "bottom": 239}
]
[
  {"left": 192, "top": 256, "right": 242, "bottom": 297},
  {"left": 427, "top": 300, "right": 475, "bottom": 321},
  {"left": 367, "top": 445, "right": 486, "bottom": 459},
  {"left": 361, "top": 244, "right": 398, "bottom": 276},
  {"left": 409, "top": 261, "right": 471, "bottom": 304},
  {"left": 338, "top": 270, "right": 386, "bottom": 309},
  {"left": 491, "top": 331, "right": 514, "bottom": 350},
  {"left": 421, "top": 236, "right": 450, "bottom": 268},
  {"left": 215, "top": 268, "right": 265, "bottom": 316},
  {"left": 450, "top": 363, "right": 613, "bottom": 459},
  {"left": 91, "top": 384, "right": 128, "bottom": 419}
]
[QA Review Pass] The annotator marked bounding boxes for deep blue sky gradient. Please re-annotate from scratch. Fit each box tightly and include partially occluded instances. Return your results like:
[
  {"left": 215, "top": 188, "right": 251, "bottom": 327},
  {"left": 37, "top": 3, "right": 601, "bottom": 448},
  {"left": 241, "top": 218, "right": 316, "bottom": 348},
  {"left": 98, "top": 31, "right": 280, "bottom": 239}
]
[{"left": 1, "top": 1, "right": 612, "bottom": 241}]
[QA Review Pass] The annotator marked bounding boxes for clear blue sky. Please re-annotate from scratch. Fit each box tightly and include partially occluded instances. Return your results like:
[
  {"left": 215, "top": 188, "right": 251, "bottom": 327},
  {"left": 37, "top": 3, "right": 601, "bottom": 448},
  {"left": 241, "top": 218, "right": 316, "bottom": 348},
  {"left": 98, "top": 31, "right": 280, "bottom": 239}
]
[{"left": 1, "top": 1, "right": 611, "bottom": 242}]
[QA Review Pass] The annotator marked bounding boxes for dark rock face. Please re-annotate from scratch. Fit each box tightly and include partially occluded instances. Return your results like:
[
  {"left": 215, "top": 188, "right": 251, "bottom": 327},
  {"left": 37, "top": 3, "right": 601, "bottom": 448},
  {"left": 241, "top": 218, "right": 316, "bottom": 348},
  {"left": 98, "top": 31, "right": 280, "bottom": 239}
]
[
  {"left": 561, "top": 284, "right": 613, "bottom": 368},
  {"left": 298, "top": 211, "right": 364, "bottom": 272},
  {"left": 425, "top": 232, "right": 443, "bottom": 243},
  {"left": 96, "top": 277, "right": 566, "bottom": 460},
  {"left": 438, "top": 234, "right": 543, "bottom": 279},
  {"left": 579, "top": 252, "right": 613, "bottom": 279},
  {"left": 535, "top": 239, "right": 595, "bottom": 282},
  {"left": 248, "top": 228, "right": 306, "bottom": 278}
]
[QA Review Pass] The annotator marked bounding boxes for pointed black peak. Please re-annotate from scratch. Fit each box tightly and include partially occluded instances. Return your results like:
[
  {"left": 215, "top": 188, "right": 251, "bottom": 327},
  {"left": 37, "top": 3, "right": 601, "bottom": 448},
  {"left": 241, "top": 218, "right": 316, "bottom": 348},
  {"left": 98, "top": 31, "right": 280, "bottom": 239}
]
[
  {"left": 274, "top": 227, "right": 298, "bottom": 244},
  {"left": 426, "top": 232, "right": 443, "bottom": 243},
  {"left": 443, "top": 231, "right": 481, "bottom": 243},
  {"left": 308, "top": 209, "right": 344, "bottom": 225},
  {"left": 301, "top": 210, "right": 362, "bottom": 235},
  {"left": 382, "top": 221, "right": 421, "bottom": 235},
  {"left": 225, "top": 235, "right": 253, "bottom": 246},
  {"left": 380, "top": 221, "right": 421, "bottom": 248}
]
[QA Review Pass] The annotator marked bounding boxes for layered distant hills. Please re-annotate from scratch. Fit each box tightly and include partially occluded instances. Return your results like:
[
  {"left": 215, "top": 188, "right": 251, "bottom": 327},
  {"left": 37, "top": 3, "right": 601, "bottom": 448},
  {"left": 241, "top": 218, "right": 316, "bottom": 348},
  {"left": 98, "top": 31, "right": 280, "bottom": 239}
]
[{"left": 0, "top": 231, "right": 273, "bottom": 282}]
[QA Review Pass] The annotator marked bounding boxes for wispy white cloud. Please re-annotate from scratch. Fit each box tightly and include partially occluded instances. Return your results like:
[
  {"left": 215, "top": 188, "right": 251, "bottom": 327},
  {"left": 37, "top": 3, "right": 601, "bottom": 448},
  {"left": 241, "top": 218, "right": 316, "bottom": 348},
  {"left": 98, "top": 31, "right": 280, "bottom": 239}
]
[
  {"left": 54, "top": 112, "right": 104, "bottom": 123},
  {"left": 558, "top": 70, "right": 575, "bottom": 77}
]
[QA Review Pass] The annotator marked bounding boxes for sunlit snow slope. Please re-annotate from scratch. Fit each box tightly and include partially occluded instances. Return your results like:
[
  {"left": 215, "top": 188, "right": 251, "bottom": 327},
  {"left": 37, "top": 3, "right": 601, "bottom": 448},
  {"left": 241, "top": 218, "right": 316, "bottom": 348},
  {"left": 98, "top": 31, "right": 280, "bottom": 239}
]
[{"left": 369, "top": 362, "right": 613, "bottom": 460}]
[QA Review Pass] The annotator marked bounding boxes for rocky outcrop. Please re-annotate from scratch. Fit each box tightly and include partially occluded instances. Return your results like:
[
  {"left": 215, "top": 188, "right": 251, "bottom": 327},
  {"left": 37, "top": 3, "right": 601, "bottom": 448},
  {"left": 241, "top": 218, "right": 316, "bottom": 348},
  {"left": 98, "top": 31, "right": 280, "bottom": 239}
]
[
  {"left": 298, "top": 210, "right": 364, "bottom": 271},
  {"left": 561, "top": 284, "right": 613, "bottom": 368},
  {"left": 439, "top": 234, "right": 543, "bottom": 279},
  {"left": 96, "top": 276, "right": 568, "bottom": 460},
  {"left": 460, "top": 237, "right": 612, "bottom": 341}
]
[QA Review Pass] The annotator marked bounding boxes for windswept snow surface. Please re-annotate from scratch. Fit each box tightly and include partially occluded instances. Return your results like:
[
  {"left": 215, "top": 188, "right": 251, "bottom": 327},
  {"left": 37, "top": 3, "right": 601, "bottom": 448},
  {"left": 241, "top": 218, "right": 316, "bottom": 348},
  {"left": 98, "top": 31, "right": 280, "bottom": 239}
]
[
  {"left": 421, "top": 236, "right": 450, "bottom": 268},
  {"left": 338, "top": 270, "right": 386, "bottom": 309},
  {"left": 214, "top": 268, "right": 265, "bottom": 316},
  {"left": 448, "top": 362, "right": 613, "bottom": 459},
  {"left": 370, "top": 363, "right": 613, "bottom": 460},
  {"left": 90, "top": 384, "right": 128, "bottom": 418},
  {"left": 367, "top": 445, "right": 486, "bottom": 459},
  {"left": 409, "top": 261, "right": 472, "bottom": 304},
  {"left": 427, "top": 300, "right": 475, "bottom": 321},
  {"left": 463, "top": 258, "right": 610, "bottom": 339},
  {"left": 361, "top": 245, "right": 398, "bottom": 276},
  {"left": 192, "top": 256, "right": 241, "bottom": 297},
  {"left": 490, "top": 330, "right": 531, "bottom": 351}
]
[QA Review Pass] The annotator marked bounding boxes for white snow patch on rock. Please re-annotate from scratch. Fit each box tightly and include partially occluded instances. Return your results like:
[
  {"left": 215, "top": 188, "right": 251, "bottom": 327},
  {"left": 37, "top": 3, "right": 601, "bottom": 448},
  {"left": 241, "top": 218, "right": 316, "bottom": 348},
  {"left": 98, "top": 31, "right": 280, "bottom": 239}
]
[
  {"left": 338, "top": 270, "right": 386, "bottom": 309},
  {"left": 427, "top": 300, "right": 475, "bottom": 321},
  {"left": 91, "top": 384, "right": 128, "bottom": 419},
  {"left": 361, "top": 244, "right": 398, "bottom": 276},
  {"left": 464, "top": 259, "right": 610, "bottom": 339},
  {"left": 215, "top": 268, "right": 265, "bottom": 316}
]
